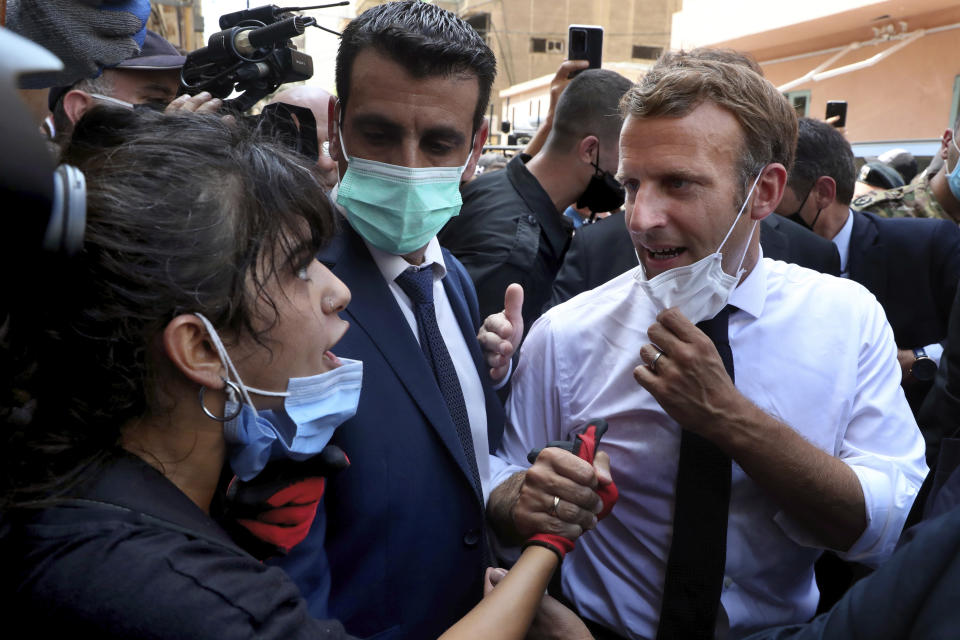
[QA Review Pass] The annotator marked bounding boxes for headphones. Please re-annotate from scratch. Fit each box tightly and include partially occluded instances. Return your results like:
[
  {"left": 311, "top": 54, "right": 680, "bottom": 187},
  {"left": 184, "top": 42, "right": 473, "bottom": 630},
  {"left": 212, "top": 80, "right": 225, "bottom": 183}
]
[{"left": 2, "top": 27, "right": 87, "bottom": 258}]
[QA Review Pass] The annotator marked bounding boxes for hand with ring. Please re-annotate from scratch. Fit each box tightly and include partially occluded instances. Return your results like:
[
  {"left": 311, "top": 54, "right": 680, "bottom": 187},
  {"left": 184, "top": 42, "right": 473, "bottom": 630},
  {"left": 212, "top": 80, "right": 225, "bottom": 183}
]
[{"left": 649, "top": 347, "right": 665, "bottom": 374}]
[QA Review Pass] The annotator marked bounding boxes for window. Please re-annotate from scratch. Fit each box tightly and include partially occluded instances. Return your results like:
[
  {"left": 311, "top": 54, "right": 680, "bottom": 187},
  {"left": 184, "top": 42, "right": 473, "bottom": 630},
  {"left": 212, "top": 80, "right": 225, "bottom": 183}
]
[
  {"left": 530, "top": 37, "right": 563, "bottom": 54},
  {"left": 784, "top": 90, "right": 811, "bottom": 117},
  {"left": 632, "top": 45, "right": 663, "bottom": 60},
  {"left": 465, "top": 13, "right": 490, "bottom": 44}
]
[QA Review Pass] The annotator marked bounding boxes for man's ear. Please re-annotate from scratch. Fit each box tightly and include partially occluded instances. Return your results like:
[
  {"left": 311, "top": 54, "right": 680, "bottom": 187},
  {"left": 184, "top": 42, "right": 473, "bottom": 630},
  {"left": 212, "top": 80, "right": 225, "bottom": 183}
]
[
  {"left": 812, "top": 175, "right": 837, "bottom": 209},
  {"left": 328, "top": 96, "right": 342, "bottom": 162},
  {"left": 749, "top": 163, "right": 788, "bottom": 221},
  {"left": 162, "top": 315, "right": 226, "bottom": 391},
  {"left": 940, "top": 127, "right": 954, "bottom": 161},
  {"left": 62, "top": 89, "right": 94, "bottom": 124},
  {"left": 461, "top": 117, "right": 489, "bottom": 183},
  {"left": 577, "top": 135, "right": 599, "bottom": 165}
]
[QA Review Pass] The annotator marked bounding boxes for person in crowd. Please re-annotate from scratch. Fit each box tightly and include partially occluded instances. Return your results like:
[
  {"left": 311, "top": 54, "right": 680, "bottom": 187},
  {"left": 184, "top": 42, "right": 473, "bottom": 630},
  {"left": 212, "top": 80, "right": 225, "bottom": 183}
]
[
  {"left": 486, "top": 54, "right": 927, "bottom": 640},
  {"left": 876, "top": 147, "right": 919, "bottom": 183},
  {"left": 544, "top": 48, "right": 840, "bottom": 312},
  {"left": 47, "top": 30, "right": 191, "bottom": 144},
  {"left": 476, "top": 151, "right": 509, "bottom": 176},
  {"left": 777, "top": 117, "right": 960, "bottom": 418},
  {"left": 266, "top": 86, "right": 340, "bottom": 191},
  {"left": 0, "top": 107, "right": 608, "bottom": 640},
  {"left": 439, "top": 68, "right": 633, "bottom": 331},
  {"left": 266, "top": 3, "right": 536, "bottom": 639},
  {"left": 853, "top": 114, "right": 960, "bottom": 223},
  {"left": 852, "top": 160, "right": 904, "bottom": 197}
]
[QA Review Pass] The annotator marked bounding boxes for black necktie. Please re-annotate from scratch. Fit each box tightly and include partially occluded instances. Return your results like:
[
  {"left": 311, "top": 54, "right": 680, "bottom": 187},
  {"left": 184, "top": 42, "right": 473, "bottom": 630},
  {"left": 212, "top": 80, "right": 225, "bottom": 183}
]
[
  {"left": 395, "top": 266, "right": 482, "bottom": 497},
  {"left": 657, "top": 306, "right": 734, "bottom": 640}
]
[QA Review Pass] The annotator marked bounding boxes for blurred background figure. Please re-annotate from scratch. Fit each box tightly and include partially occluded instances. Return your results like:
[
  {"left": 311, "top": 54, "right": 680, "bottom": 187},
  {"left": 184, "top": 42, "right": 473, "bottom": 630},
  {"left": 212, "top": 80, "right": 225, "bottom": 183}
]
[
  {"left": 475, "top": 151, "right": 509, "bottom": 177},
  {"left": 854, "top": 160, "right": 905, "bottom": 197},
  {"left": 47, "top": 30, "right": 184, "bottom": 146},
  {"left": 267, "top": 86, "right": 340, "bottom": 191}
]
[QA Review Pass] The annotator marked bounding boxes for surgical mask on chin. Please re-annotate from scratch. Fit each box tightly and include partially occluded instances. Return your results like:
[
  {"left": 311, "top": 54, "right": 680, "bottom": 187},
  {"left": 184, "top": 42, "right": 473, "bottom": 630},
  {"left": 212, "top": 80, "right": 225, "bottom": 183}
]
[
  {"left": 946, "top": 135, "right": 960, "bottom": 201},
  {"left": 635, "top": 172, "right": 763, "bottom": 324},
  {"left": 195, "top": 314, "right": 363, "bottom": 482},
  {"left": 335, "top": 129, "right": 472, "bottom": 255}
]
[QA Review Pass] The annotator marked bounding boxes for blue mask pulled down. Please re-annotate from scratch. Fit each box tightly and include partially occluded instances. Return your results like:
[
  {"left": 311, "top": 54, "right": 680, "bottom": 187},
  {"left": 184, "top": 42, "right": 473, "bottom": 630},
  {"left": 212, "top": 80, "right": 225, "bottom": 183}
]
[
  {"left": 947, "top": 134, "right": 960, "bottom": 202},
  {"left": 195, "top": 314, "right": 363, "bottom": 482}
]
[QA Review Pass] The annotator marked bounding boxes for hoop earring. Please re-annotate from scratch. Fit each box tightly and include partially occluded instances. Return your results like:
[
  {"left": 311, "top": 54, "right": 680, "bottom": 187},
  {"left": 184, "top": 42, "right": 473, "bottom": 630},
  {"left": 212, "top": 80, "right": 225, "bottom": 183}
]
[{"left": 199, "top": 379, "right": 243, "bottom": 422}]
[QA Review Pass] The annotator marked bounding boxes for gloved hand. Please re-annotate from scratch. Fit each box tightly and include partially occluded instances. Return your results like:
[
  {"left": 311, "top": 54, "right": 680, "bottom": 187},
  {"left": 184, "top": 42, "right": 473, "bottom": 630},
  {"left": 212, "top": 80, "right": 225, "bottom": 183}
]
[
  {"left": 524, "top": 419, "right": 618, "bottom": 559},
  {"left": 223, "top": 444, "right": 349, "bottom": 560},
  {"left": 8, "top": 0, "right": 151, "bottom": 88}
]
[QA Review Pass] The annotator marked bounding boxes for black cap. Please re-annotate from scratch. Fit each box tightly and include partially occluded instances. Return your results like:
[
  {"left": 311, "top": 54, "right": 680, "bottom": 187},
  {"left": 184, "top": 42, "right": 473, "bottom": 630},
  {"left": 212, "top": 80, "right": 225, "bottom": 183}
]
[
  {"left": 877, "top": 148, "right": 918, "bottom": 184},
  {"left": 858, "top": 161, "right": 905, "bottom": 190},
  {"left": 48, "top": 31, "right": 185, "bottom": 111}
]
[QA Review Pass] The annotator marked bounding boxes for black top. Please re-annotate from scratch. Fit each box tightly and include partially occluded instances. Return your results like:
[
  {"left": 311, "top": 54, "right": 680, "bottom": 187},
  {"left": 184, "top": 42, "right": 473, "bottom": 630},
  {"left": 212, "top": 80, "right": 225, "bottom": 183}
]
[
  {"left": 0, "top": 452, "right": 353, "bottom": 639},
  {"left": 440, "top": 154, "right": 573, "bottom": 332}
]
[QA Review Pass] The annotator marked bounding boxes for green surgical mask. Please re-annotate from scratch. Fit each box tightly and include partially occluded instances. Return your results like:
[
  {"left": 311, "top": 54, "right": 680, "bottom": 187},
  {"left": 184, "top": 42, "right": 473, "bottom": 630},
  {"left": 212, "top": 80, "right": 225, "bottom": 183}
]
[{"left": 335, "top": 131, "right": 472, "bottom": 255}]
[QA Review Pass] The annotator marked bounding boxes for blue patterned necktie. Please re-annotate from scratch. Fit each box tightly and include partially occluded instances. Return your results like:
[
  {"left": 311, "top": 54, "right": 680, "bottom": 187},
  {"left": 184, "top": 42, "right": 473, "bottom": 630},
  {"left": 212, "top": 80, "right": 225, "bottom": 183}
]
[
  {"left": 657, "top": 305, "right": 735, "bottom": 640},
  {"left": 395, "top": 266, "right": 482, "bottom": 496}
]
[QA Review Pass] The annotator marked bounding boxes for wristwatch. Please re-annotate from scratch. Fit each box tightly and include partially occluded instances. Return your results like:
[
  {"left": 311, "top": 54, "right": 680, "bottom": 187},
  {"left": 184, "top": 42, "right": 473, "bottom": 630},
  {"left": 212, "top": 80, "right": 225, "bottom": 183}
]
[{"left": 910, "top": 347, "right": 937, "bottom": 382}]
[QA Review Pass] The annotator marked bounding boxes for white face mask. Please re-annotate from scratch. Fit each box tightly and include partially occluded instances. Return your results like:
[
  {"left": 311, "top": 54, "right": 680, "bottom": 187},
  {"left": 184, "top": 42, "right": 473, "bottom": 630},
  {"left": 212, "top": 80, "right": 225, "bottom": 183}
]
[{"left": 634, "top": 171, "right": 763, "bottom": 324}]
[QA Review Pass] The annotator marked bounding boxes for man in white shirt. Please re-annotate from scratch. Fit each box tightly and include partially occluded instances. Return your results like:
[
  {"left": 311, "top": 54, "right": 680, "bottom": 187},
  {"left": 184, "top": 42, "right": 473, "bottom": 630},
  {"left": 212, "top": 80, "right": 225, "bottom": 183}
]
[
  {"left": 775, "top": 117, "right": 960, "bottom": 421},
  {"left": 486, "top": 55, "right": 927, "bottom": 639}
]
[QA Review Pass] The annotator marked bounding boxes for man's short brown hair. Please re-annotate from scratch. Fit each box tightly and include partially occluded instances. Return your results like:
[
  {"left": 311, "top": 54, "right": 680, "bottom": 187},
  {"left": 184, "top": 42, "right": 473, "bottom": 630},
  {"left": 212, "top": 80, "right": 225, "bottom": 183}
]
[{"left": 622, "top": 54, "right": 797, "bottom": 198}]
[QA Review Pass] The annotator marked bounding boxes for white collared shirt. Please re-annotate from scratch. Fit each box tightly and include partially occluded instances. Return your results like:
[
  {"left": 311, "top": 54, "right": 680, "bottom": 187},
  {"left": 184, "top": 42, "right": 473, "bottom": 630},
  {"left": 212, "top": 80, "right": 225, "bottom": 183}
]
[
  {"left": 490, "top": 255, "right": 927, "bottom": 639},
  {"left": 361, "top": 235, "right": 493, "bottom": 501},
  {"left": 831, "top": 209, "right": 855, "bottom": 277}
]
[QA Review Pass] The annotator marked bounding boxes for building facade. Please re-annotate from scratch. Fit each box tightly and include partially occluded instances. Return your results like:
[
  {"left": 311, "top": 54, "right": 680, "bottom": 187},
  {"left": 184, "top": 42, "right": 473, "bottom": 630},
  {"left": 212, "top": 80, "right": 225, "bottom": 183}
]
[{"left": 671, "top": 0, "right": 960, "bottom": 157}]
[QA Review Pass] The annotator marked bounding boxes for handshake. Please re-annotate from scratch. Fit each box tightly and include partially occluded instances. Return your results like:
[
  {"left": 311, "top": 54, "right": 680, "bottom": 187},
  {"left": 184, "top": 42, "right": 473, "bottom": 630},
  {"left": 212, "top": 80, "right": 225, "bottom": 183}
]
[{"left": 523, "top": 419, "right": 619, "bottom": 559}]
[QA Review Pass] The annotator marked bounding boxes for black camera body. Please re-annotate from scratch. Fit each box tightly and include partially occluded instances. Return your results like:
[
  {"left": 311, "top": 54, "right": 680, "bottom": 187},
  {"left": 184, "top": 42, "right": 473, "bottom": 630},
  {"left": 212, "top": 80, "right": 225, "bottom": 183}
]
[{"left": 181, "top": 5, "right": 319, "bottom": 112}]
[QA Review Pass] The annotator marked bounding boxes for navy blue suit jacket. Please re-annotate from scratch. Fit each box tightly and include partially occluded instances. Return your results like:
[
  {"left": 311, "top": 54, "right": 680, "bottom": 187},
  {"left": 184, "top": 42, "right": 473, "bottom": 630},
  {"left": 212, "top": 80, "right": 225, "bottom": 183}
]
[
  {"left": 846, "top": 209, "right": 960, "bottom": 351},
  {"left": 275, "top": 224, "right": 505, "bottom": 640},
  {"left": 743, "top": 501, "right": 960, "bottom": 640}
]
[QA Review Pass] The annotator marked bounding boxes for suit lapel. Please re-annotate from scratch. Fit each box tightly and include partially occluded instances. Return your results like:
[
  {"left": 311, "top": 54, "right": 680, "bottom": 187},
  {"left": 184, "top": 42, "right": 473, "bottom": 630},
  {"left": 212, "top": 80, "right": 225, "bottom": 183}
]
[
  {"left": 848, "top": 210, "right": 887, "bottom": 300},
  {"left": 325, "top": 227, "right": 482, "bottom": 501}
]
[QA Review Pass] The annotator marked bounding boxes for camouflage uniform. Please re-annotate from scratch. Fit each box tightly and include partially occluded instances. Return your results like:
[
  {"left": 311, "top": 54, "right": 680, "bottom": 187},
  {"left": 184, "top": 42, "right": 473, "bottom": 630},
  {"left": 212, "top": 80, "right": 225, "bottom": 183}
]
[{"left": 852, "top": 172, "right": 950, "bottom": 220}]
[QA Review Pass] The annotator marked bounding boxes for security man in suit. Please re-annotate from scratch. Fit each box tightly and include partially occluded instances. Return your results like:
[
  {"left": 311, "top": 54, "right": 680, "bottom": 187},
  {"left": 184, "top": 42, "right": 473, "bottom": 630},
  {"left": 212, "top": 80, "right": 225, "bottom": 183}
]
[
  {"left": 776, "top": 117, "right": 960, "bottom": 416},
  {"left": 271, "top": 3, "right": 504, "bottom": 639}
]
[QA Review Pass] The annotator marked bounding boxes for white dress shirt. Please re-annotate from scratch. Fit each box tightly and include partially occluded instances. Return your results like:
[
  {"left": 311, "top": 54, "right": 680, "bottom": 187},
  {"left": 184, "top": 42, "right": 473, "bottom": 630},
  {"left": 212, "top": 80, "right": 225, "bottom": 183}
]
[
  {"left": 490, "top": 255, "right": 928, "bottom": 639},
  {"left": 831, "top": 209, "right": 943, "bottom": 364},
  {"left": 364, "top": 236, "right": 493, "bottom": 501}
]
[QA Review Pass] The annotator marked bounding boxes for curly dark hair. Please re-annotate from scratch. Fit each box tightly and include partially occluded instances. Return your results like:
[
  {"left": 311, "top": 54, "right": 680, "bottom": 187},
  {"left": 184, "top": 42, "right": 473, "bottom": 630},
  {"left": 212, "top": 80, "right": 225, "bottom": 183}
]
[{"left": 1, "top": 108, "right": 337, "bottom": 508}]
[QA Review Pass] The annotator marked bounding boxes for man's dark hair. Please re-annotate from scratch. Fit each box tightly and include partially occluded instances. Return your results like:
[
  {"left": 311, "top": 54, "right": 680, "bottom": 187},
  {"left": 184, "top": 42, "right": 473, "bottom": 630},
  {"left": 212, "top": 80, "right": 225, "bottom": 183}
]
[
  {"left": 335, "top": 0, "right": 496, "bottom": 132},
  {"left": 546, "top": 69, "right": 633, "bottom": 154},
  {"left": 790, "top": 117, "right": 857, "bottom": 206}
]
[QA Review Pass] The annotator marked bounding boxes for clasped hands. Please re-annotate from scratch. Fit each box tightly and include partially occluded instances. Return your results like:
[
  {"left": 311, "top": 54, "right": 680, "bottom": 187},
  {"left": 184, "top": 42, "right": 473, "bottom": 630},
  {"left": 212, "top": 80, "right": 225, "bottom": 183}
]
[{"left": 512, "top": 421, "right": 618, "bottom": 559}]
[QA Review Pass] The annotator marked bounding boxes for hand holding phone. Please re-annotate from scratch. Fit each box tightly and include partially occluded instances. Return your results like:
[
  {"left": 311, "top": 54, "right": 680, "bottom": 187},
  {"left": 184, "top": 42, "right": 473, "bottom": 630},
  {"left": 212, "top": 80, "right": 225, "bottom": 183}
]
[
  {"left": 825, "top": 100, "right": 847, "bottom": 128},
  {"left": 568, "top": 25, "right": 603, "bottom": 77}
]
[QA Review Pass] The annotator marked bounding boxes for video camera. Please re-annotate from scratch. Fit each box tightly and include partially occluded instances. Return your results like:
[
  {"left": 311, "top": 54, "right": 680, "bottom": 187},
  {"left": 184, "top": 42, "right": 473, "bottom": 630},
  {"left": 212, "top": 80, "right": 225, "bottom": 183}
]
[{"left": 181, "top": 2, "right": 347, "bottom": 112}]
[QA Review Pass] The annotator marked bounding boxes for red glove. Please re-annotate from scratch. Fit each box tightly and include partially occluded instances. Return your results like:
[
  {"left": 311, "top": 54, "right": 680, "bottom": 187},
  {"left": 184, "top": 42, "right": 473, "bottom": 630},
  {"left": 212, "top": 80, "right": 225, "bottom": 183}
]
[
  {"left": 525, "top": 419, "right": 618, "bottom": 560},
  {"left": 223, "top": 444, "right": 349, "bottom": 559}
]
